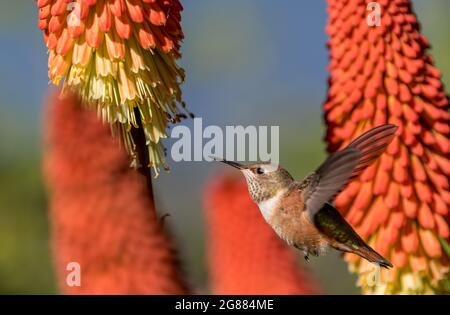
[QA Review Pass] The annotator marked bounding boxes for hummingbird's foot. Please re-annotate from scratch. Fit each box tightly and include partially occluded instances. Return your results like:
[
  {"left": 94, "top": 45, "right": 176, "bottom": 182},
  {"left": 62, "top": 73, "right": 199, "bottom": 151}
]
[{"left": 304, "top": 255, "right": 310, "bottom": 263}]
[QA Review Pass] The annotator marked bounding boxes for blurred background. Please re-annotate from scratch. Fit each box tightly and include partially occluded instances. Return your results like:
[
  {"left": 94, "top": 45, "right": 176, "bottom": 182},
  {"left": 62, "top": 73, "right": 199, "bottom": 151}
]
[{"left": 0, "top": 0, "right": 449, "bottom": 294}]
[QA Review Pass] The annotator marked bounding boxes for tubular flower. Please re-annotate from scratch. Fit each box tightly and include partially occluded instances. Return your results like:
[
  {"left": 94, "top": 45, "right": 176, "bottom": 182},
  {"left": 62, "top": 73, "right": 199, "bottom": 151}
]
[
  {"left": 37, "top": 0, "right": 188, "bottom": 174},
  {"left": 44, "top": 92, "right": 189, "bottom": 294},
  {"left": 324, "top": 0, "right": 450, "bottom": 294},
  {"left": 203, "top": 174, "right": 320, "bottom": 294}
]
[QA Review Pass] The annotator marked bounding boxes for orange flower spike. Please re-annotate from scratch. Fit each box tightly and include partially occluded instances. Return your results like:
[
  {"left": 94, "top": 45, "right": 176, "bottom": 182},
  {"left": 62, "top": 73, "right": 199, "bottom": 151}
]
[
  {"left": 36, "top": 0, "right": 188, "bottom": 175},
  {"left": 44, "top": 92, "right": 189, "bottom": 294},
  {"left": 324, "top": 0, "right": 450, "bottom": 294}
]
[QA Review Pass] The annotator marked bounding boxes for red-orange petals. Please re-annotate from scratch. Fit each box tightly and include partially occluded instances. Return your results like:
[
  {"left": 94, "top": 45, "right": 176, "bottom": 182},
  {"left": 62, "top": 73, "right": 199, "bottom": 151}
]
[
  {"left": 203, "top": 174, "right": 320, "bottom": 294},
  {"left": 325, "top": 0, "right": 450, "bottom": 294},
  {"left": 44, "top": 92, "right": 189, "bottom": 294}
]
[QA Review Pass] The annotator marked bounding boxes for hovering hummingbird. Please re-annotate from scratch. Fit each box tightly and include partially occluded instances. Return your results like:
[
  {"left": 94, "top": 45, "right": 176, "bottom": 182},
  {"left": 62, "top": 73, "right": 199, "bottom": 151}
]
[{"left": 213, "top": 124, "right": 398, "bottom": 268}]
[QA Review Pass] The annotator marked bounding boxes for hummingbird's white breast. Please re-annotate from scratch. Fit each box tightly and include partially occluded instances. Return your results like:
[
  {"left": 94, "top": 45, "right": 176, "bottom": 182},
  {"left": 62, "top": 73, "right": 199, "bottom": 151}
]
[{"left": 257, "top": 189, "right": 286, "bottom": 222}]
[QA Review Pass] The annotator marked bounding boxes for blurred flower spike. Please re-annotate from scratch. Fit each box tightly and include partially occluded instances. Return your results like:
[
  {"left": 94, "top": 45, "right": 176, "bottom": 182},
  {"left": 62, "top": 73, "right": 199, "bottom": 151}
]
[
  {"left": 324, "top": 0, "right": 450, "bottom": 294},
  {"left": 37, "top": 0, "right": 189, "bottom": 175}
]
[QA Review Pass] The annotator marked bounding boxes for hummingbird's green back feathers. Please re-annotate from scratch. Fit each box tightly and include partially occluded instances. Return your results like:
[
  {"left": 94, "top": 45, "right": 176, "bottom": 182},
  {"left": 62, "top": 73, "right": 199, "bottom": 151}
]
[
  {"left": 314, "top": 203, "right": 365, "bottom": 250},
  {"left": 314, "top": 203, "right": 393, "bottom": 268}
]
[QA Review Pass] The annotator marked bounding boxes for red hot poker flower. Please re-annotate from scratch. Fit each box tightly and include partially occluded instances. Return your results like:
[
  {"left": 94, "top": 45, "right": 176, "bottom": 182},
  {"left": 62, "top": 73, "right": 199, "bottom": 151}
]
[
  {"left": 324, "top": 0, "right": 449, "bottom": 294},
  {"left": 37, "top": 0, "right": 188, "bottom": 174},
  {"left": 44, "top": 92, "right": 189, "bottom": 294}
]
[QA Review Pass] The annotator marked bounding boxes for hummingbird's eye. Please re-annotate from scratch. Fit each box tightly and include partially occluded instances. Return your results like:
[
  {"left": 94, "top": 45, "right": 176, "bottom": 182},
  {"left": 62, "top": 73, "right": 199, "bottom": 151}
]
[{"left": 256, "top": 167, "right": 264, "bottom": 174}]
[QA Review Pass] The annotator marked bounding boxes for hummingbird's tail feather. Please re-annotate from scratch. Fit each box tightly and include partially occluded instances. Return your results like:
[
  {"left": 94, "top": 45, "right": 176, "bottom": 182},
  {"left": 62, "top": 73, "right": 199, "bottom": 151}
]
[
  {"left": 352, "top": 245, "right": 393, "bottom": 269},
  {"left": 315, "top": 203, "right": 393, "bottom": 269}
]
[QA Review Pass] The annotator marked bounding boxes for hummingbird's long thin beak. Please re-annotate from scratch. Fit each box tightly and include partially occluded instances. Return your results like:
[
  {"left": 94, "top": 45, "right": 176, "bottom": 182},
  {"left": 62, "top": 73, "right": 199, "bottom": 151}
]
[
  {"left": 220, "top": 160, "right": 245, "bottom": 169},
  {"left": 209, "top": 156, "right": 245, "bottom": 170}
]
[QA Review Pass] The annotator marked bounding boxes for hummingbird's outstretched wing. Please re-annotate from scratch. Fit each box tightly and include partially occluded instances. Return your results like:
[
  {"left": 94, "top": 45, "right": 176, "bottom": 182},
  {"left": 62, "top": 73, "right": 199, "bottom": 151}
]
[
  {"left": 314, "top": 203, "right": 393, "bottom": 268},
  {"left": 301, "top": 124, "right": 398, "bottom": 217}
]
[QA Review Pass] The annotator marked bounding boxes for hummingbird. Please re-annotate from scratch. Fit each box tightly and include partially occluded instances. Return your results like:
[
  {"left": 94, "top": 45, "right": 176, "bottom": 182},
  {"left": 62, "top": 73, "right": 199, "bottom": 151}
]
[{"left": 213, "top": 124, "right": 398, "bottom": 268}]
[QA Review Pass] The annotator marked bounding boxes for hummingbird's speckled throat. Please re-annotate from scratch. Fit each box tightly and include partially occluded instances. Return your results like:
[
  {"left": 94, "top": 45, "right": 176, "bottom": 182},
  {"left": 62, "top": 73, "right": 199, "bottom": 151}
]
[{"left": 242, "top": 168, "right": 293, "bottom": 204}]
